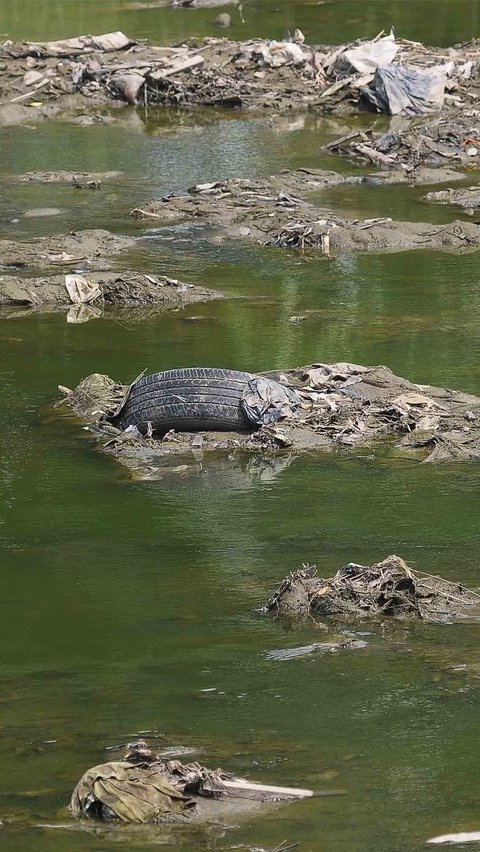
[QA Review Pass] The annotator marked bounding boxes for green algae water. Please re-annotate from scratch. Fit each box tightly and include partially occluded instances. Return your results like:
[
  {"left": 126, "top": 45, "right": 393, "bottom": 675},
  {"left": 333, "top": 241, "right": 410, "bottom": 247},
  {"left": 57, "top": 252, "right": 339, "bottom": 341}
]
[{"left": 3, "top": 2, "right": 480, "bottom": 850}]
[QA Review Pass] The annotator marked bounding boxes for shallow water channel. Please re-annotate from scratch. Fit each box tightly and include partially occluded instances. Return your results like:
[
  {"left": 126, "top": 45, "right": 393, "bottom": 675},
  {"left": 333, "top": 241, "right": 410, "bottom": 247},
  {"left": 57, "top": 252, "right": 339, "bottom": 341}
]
[{"left": 3, "top": 1, "right": 480, "bottom": 850}]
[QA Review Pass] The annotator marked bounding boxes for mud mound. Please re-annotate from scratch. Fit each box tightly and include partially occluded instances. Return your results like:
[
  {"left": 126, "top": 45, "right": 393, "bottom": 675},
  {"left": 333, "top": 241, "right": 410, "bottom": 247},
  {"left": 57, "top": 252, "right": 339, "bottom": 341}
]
[
  {"left": 260, "top": 556, "right": 480, "bottom": 623},
  {"left": 0, "top": 270, "right": 221, "bottom": 313},
  {"left": 133, "top": 171, "right": 480, "bottom": 254},
  {"left": 56, "top": 361, "right": 480, "bottom": 477},
  {"left": 0, "top": 229, "right": 135, "bottom": 271},
  {"left": 70, "top": 741, "right": 313, "bottom": 825}
]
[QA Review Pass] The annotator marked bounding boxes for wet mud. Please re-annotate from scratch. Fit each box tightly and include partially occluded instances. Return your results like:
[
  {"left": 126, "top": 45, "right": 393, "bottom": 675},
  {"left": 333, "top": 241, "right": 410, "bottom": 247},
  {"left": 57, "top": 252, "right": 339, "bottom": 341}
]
[
  {"left": 133, "top": 169, "right": 480, "bottom": 254},
  {"left": 56, "top": 361, "right": 480, "bottom": 480},
  {"left": 0, "top": 229, "right": 135, "bottom": 270},
  {"left": 260, "top": 555, "right": 480, "bottom": 623},
  {"left": 0, "top": 270, "right": 221, "bottom": 310}
]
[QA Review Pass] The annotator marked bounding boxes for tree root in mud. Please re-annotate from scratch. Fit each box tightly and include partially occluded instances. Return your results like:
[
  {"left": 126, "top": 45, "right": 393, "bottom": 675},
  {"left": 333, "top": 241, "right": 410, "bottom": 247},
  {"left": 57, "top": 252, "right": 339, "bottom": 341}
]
[{"left": 260, "top": 555, "right": 480, "bottom": 622}]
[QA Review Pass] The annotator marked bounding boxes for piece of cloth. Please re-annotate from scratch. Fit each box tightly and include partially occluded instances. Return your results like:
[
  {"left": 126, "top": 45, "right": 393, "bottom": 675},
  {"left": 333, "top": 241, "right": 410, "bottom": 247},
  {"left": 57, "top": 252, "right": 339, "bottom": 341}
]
[{"left": 70, "top": 761, "right": 195, "bottom": 823}]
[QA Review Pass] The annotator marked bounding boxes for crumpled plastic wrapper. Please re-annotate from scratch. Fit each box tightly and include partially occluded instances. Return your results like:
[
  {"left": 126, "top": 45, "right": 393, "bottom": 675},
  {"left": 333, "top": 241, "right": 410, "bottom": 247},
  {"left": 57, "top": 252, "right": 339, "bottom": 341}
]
[{"left": 241, "top": 376, "right": 301, "bottom": 426}]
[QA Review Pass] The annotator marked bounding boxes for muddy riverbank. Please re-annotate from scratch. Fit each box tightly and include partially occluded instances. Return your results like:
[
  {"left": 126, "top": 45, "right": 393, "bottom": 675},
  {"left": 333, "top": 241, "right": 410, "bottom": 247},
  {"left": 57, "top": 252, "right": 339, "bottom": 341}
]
[{"left": 3, "top": 29, "right": 480, "bottom": 122}]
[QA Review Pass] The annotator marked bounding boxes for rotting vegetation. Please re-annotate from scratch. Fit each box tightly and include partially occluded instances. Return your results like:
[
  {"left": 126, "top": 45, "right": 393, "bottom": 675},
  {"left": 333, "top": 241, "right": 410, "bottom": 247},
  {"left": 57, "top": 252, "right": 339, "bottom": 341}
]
[
  {"left": 2, "top": 29, "right": 480, "bottom": 122},
  {"left": 0, "top": 270, "right": 221, "bottom": 312},
  {"left": 55, "top": 361, "right": 480, "bottom": 480},
  {"left": 132, "top": 169, "right": 480, "bottom": 254},
  {"left": 259, "top": 555, "right": 480, "bottom": 623},
  {"left": 70, "top": 741, "right": 314, "bottom": 825}
]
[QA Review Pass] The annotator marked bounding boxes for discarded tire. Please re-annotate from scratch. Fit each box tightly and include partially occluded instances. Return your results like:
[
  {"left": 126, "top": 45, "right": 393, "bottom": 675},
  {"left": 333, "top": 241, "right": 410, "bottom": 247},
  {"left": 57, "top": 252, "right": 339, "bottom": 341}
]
[{"left": 110, "top": 367, "right": 255, "bottom": 435}]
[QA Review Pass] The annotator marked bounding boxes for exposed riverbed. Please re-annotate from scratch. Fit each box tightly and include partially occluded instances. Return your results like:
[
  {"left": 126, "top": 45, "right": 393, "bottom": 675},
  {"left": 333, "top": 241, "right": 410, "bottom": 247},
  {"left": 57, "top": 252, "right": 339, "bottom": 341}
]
[{"left": 3, "top": 1, "right": 480, "bottom": 851}]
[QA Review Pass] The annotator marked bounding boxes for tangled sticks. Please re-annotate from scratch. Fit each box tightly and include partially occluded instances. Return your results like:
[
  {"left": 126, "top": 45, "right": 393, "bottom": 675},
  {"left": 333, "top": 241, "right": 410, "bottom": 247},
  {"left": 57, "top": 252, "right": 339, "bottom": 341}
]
[{"left": 260, "top": 556, "right": 480, "bottom": 622}]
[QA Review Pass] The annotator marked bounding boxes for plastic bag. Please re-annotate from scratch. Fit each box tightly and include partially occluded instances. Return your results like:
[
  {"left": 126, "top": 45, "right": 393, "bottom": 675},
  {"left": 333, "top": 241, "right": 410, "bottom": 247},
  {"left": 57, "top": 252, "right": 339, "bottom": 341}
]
[
  {"left": 361, "top": 65, "right": 445, "bottom": 115},
  {"left": 241, "top": 377, "right": 301, "bottom": 426}
]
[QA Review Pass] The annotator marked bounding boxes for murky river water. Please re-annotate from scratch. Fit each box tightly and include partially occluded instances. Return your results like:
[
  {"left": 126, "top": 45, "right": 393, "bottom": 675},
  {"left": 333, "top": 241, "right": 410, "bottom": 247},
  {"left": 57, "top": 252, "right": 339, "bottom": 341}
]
[{"left": 2, "top": 2, "right": 480, "bottom": 850}]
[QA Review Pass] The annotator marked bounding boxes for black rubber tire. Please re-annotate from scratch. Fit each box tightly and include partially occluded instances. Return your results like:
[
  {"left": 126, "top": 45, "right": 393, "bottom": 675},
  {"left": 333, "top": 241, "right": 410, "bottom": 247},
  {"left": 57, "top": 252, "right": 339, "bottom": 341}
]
[{"left": 110, "top": 367, "right": 254, "bottom": 434}]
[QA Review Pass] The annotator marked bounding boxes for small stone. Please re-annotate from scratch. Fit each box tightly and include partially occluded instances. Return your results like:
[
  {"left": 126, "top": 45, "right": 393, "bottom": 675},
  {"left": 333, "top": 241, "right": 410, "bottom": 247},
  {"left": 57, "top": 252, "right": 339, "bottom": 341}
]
[
  {"left": 214, "top": 13, "right": 231, "bottom": 27},
  {"left": 23, "top": 70, "right": 44, "bottom": 87},
  {"left": 23, "top": 207, "right": 63, "bottom": 218}
]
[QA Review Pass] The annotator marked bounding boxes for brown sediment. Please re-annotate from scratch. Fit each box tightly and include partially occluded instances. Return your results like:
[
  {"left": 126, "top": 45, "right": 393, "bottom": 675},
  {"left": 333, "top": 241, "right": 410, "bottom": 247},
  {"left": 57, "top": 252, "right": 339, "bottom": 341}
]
[
  {"left": 55, "top": 361, "right": 480, "bottom": 480},
  {"left": 260, "top": 555, "right": 480, "bottom": 622},
  {"left": 131, "top": 170, "right": 480, "bottom": 254},
  {"left": 0, "top": 229, "right": 135, "bottom": 271},
  {"left": 0, "top": 270, "right": 222, "bottom": 309}
]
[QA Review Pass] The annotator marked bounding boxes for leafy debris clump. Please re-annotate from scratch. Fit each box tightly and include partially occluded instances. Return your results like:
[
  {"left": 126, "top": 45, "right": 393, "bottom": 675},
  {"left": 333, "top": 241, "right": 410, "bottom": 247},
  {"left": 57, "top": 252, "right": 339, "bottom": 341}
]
[{"left": 260, "top": 555, "right": 480, "bottom": 623}]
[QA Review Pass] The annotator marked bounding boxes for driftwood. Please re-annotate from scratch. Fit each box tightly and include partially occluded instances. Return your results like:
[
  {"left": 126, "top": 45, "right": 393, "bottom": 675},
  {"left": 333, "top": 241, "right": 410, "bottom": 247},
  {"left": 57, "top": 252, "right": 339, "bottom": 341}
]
[{"left": 3, "top": 28, "right": 480, "bottom": 121}]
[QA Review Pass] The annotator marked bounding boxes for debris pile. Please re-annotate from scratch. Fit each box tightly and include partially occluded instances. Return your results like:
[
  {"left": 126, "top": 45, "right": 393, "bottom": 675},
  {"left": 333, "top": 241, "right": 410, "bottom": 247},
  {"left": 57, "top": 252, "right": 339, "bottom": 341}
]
[
  {"left": 2, "top": 30, "right": 480, "bottom": 120},
  {"left": 0, "top": 270, "right": 221, "bottom": 317},
  {"left": 57, "top": 361, "right": 480, "bottom": 477},
  {"left": 260, "top": 555, "right": 480, "bottom": 622},
  {"left": 63, "top": 373, "right": 126, "bottom": 422},
  {"left": 425, "top": 186, "right": 480, "bottom": 213},
  {"left": 95, "top": 33, "right": 480, "bottom": 114},
  {"left": 326, "top": 110, "right": 480, "bottom": 171},
  {"left": 70, "top": 741, "right": 313, "bottom": 824},
  {"left": 132, "top": 170, "right": 480, "bottom": 254}
]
